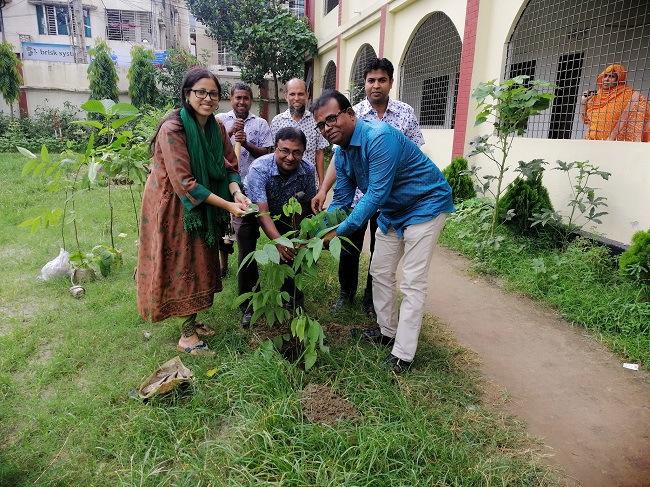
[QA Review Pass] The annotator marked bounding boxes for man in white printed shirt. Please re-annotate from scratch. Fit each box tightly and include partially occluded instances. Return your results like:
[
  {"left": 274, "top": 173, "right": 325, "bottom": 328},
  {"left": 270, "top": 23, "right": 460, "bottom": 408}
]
[
  {"left": 270, "top": 78, "right": 329, "bottom": 187},
  {"left": 312, "top": 57, "right": 424, "bottom": 319}
]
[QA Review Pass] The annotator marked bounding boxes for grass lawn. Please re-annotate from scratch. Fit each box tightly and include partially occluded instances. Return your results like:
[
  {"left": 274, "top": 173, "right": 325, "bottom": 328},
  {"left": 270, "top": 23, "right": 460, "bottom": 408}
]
[
  {"left": 0, "top": 153, "right": 556, "bottom": 486},
  {"left": 440, "top": 200, "right": 650, "bottom": 368}
]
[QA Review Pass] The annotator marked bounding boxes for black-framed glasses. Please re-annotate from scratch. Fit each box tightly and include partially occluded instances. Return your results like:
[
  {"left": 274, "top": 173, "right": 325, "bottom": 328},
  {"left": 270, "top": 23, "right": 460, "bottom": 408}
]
[
  {"left": 315, "top": 109, "right": 347, "bottom": 132},
  {"left": 190, "top": 89, "right": 220, "bottom": 101},
  {"left": 276, "top": 147, "right": 304, "bottom": 158}
]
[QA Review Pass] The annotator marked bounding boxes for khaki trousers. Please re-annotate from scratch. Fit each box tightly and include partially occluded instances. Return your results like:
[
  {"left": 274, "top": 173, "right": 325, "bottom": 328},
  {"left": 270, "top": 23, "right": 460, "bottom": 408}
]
[{"left": 370, "top": 213, "right": 448, "bottom": 361}]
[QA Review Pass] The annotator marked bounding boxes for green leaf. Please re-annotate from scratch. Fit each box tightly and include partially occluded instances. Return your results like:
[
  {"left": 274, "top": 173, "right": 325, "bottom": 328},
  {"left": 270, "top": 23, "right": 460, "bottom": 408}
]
[
  {"left": 17, "top": 146, "right": 37, "bottom": 160},
  {"left": 304, "top": 350, "right": 317, "bottom": 370},
  {"left": 254, "top": 249, "right": 269, "bottom": 265},
  {"left": 81, "top": 99, "right": 109, "bottom": 115},
  {"left": 329, "top": 237, "right": 342, "bottom": 261}
]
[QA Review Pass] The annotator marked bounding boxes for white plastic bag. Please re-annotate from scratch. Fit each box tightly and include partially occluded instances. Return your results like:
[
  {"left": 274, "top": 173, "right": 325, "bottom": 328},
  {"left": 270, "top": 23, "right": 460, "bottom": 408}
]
[{"left": 40, "top": 248, "right": 72, "bottom": 281}]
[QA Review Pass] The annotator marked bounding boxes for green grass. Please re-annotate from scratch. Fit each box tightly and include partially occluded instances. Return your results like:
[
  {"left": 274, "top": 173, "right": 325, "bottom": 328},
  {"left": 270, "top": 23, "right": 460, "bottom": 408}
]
[
  {"left": 0, "top": 153, "right": 556, "bottom": 486},
  {"left": 440, "top": 201, "right": 650, "bottom": 367}
]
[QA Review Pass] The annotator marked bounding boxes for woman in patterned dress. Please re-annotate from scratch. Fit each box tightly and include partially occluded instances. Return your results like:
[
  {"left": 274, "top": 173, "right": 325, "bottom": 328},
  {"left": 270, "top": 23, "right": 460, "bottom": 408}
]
[{"left": 137, "top": 67, "right": 250, "bottom": 355}]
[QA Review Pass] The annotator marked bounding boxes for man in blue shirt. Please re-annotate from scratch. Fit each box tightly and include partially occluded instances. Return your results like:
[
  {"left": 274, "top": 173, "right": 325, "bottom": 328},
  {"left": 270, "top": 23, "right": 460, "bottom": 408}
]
[
  {"left": 312, "top": 90, "right": 454, "bottom": 373},
  {"left": 235, "top": 127, "right": 317, "bottom": 327},
  {"left": 312, "top": 57, "right": 424, "bottom": 319}
]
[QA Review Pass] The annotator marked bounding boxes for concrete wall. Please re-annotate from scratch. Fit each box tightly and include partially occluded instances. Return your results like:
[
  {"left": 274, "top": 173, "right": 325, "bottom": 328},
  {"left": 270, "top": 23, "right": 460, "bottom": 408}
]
[{"left": 310, "top": 0, "right": 650, "bottom": 245}]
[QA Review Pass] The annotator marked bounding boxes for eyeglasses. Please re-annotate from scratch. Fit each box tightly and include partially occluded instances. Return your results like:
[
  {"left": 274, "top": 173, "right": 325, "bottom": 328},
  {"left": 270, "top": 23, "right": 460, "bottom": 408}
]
[
  {"left": 315, "top": 109, "right": 347, "bottom": 132},
  {"left": 190, "top": 89, "right": 220, "bottom": 101},
  {"left": 276, "top": 147, "right": 304, "bottom": 158}
]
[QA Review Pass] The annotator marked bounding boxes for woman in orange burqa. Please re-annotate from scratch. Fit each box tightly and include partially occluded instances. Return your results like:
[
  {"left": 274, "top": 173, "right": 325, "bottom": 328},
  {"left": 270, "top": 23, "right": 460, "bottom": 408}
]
[
  {"left": 137, "top": 67, "right": 250, "bottom": 355},
  {"left": 580, "top": 64, "right": 650, "bottom": 142}
]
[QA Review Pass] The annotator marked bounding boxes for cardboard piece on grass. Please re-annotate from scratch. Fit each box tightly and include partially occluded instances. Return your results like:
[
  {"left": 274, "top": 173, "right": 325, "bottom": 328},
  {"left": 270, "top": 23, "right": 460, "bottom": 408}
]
[{"left": 138, "top": 356, "right": 194, "bottom": 399}]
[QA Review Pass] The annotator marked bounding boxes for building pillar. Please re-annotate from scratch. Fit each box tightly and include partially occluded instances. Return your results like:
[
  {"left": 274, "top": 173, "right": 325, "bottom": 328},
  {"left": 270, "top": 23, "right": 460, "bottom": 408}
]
[{"left": 452, "top": 0, "right": 481, "bottom": 158}]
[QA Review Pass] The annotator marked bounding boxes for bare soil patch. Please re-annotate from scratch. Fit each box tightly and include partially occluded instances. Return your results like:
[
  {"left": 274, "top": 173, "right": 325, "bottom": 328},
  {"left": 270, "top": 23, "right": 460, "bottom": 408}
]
[{"left": 300, "top": 383, "right": 360, "bottom": 425}]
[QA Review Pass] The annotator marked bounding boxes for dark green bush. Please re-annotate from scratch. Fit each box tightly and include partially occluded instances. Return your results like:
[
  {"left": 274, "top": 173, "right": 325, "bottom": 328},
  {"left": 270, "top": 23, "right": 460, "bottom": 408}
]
[
  {"left": 619, "top": 229, "right": 650, "bottom": 284},
  {"left": 498, "top": 171, "right": 553, "bottom": 235},
  {"left": 442, "top": 156, "right": 476, "bottom": 203}
]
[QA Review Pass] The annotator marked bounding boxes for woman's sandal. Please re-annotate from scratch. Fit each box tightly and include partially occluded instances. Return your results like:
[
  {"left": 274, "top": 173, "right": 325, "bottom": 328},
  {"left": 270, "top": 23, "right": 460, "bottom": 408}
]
[
  {"left": 194, "top": 322, "right": 216, "bottom": 336},
  {"left": 176, "top": 341, "right": 215, "bottom": 357}
]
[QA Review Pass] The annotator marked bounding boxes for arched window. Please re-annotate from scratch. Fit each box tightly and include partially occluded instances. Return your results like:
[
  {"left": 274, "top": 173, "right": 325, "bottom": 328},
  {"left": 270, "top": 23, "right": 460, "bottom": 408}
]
[
  {"left": 349, "top": 44, "right": 377, "bottom": 105},
  {"left": 506, "top": 0, "right": 650, "bottom": 140},
  {"left": 400, "top": 12, "right": 462, "bottom": 129},
  {"left": 323, "top": 61, "right": 337, "bottom": 90}
]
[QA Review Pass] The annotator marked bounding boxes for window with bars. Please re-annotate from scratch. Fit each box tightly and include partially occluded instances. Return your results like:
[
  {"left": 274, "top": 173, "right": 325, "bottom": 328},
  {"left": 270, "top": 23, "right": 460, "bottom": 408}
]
[
  {"left": 217, "top": 40, "right": 238, "bottom": 67},
  {"left": 106, "top": 10, "right": 152, "bottom": 43},
  {"left": 349, "top": 44, "right": 377, "bottom": 105},
  {"left": 36, "top": 4, "right": 91, "bottom": 37},
  {"left": 323, "top": 61, "right": 336, "bottom": 90},
  {"left": 324, "top": 0, "right": 337, "bottom": 16},
  {"left": 283, "top": 0, "right": 304, "bottom": 18},
  {"left": 400, "top": 12, "right": 461, "bottom": 129},
  {"left": 506, "top": 0, "right": 650, "bottom": 141}
]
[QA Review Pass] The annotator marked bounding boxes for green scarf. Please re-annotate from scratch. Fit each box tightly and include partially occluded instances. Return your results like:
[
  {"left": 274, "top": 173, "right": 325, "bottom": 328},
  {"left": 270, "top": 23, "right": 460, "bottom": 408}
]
[{"left": 180, "top": 108, "right": 231, "bottom": 247}]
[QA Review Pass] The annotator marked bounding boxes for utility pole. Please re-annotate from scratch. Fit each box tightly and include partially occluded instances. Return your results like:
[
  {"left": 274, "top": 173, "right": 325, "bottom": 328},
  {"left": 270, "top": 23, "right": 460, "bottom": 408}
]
[
  {"left": 68, "top": 0, "right": 87, "bottom": 63},
  {"left": 0, "top": 0, "right": 6, "bottom": 42}
]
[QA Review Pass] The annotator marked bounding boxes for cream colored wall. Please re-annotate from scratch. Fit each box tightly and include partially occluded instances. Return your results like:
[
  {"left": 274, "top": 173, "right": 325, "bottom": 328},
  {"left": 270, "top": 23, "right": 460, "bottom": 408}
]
[
  {"left": 0, "top": 62, "right": 130, "bottom": 116},
  {"left": 463, "top": 0, "right": 650, "bottom": 244}
]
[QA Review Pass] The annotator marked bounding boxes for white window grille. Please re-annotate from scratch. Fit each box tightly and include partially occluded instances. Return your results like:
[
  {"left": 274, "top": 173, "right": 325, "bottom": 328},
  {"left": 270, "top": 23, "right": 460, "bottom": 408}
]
[
  {"left": 106, "top": 10, "right": 152, "bottom": 43},
  {"left": 400, "top": 12, "right": 462, "bottom": 129},
  {"left": 283, "top": 0, "right": 304, "bottom": 18},
  {"left": 36, "top": 4, "right": 91, "bottom": 37},
  {"left": 349, "top": 44, "right": 377, "bottom": 105},
  {"left": 506, "top": 0, "right": 650, "bottom": 140},
  {"left": 323, "top": 60, "right": 336, "bottom": 90}
]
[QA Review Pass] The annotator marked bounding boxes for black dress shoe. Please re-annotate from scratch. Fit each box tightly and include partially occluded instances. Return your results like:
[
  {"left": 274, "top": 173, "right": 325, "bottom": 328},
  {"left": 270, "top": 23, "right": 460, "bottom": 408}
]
[
  {"left": 241, "top": 310, "right": 253, "bottom": 328},
  {"left": 331, "top": 294, "right": 354, "bottom": 312},
  {"left": 350, "top": 326, "right": 395, "bottom": 346},
  {"left": 383, "top": 353, "right": 412, "bottom": 374}
]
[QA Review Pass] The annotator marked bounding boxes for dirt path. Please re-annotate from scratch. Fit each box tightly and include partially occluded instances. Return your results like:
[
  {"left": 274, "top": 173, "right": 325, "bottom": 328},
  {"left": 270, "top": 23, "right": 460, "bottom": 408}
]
[{"left": 425, "top": 247, "right": 650, "bottom": 487}]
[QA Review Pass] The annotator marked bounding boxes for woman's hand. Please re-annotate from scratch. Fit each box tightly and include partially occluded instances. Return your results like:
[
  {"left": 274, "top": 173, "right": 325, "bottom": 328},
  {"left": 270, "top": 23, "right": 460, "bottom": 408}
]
[
  {"left": 228, "top": 201, "right": 250, "bottom": 217},
  {"left": 276, "top": 243, "right": 296, "bottom": 263},
  {"left": 233, "top": 191, "right": 251, "bottom": 207}
]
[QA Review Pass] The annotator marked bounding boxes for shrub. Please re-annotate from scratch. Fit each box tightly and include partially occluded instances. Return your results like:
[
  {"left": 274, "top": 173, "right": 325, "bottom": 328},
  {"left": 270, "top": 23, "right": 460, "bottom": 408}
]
[
  {"left": 619, "top": 229, "right": 650, "bottom": 285},
  {"left": 128, "top": 46, "right": 158, "bottom": 108},
  {"left": 498, "top": 169, "right": 553, "bottom": 236},
  {"left": 87, "top": 39, "right": 119, "bottom": 103},
  {"left": 442, "top": 156, "right": 476, "bottom": 203}
]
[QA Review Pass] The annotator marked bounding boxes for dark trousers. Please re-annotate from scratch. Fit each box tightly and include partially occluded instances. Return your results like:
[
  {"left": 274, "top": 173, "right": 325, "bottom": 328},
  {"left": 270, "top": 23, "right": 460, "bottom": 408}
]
[
  {"left": 338, "top": 212, "right": 378, "bottom": 309},
  {"left": 234, "top": 210, "right": 311, "bottom": 313}
]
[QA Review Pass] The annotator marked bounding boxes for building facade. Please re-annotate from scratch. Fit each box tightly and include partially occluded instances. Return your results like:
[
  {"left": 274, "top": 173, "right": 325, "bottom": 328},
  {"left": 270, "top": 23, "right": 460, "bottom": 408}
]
[{"left": 308, "top": 0, "right": 650, "bottom": 245}]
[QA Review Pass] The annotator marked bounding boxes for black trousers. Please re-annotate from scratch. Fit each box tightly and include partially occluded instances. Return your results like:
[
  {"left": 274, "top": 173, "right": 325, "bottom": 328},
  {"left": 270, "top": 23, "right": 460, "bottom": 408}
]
[
  {"left": 338, "top": 212, "right": 378, "bottom": 308},
  {"left": 234, "top": 208, "right": 311, "bottom": 312}
]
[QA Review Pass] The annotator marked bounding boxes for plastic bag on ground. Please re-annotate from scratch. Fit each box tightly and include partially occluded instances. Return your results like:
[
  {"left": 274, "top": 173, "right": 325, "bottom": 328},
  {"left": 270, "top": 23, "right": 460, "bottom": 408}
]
[{"left": 40, "top": 248, "right": 72, "bottom": 281}]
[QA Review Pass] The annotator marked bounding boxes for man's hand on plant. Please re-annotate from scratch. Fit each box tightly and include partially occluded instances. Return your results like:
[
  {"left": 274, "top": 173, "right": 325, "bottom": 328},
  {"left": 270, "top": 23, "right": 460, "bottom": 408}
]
[
  {"left": 321, "top": 229, "right": 337, "bottom": 248},
  {"left": 276, "top": 243, "right": 296, "bottom": 262},
  {"left": 311, "top": 190, "right": 327, "bottom": 213}
]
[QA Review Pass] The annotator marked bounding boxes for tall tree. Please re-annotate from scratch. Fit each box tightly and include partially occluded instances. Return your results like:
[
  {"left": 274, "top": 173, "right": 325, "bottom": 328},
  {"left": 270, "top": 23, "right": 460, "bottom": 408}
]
[
  {"left": 156, "top": 47, "right": 203, "bottom": 108},
  {"left": 87, "top": 39, "right": 119, "bottom": 102},
  {"left": 127, "top": 45, "right": 158, "bottom": 108},
  {"left": 184, "top": 0, "right": 276, "bottom": 45},
  {"left": 229, "top": 11, "right": 318, "bottom": 113},
  {"left": 0, "top": 41, "right": 23, "bottom": 117}
]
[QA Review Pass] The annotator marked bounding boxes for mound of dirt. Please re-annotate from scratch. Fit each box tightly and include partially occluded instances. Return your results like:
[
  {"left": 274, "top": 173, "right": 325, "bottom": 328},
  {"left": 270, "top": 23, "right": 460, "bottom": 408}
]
[{"left": 301, "top": 383, "right": 360, "bottom": 426}]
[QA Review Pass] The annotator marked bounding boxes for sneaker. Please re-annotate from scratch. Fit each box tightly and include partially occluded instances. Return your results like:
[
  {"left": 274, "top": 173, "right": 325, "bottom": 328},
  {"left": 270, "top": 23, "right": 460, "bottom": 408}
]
[
  {"left": 350, "top": 326, "right": 395, "bottom": 347},
  {"left": 331, "top": 294, "right": 354, "bottom": 312},
  {"left": 383, "top": 353, "right": 412, "bottom": 374},
  {"left": 241, "top": 310, "right": 253, "bottom": 328}
]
